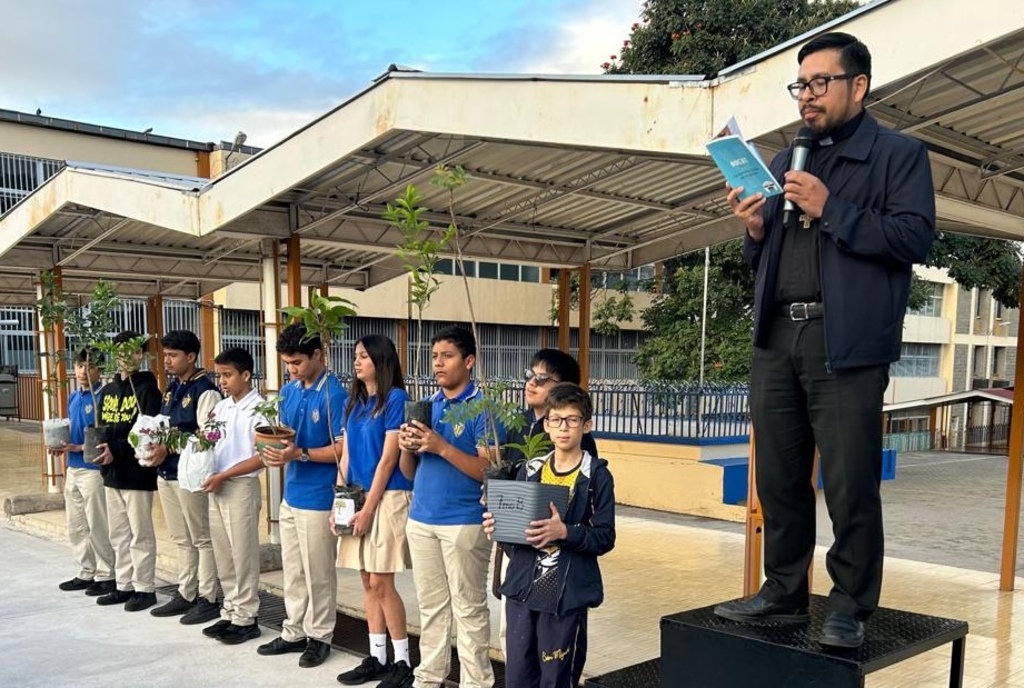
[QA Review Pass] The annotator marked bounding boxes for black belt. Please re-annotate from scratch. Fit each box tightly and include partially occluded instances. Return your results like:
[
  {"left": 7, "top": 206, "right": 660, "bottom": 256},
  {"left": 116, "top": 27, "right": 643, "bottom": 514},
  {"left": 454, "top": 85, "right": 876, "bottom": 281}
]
[{"left": 776, "top": 302, "right": 824, "bottom": 320}]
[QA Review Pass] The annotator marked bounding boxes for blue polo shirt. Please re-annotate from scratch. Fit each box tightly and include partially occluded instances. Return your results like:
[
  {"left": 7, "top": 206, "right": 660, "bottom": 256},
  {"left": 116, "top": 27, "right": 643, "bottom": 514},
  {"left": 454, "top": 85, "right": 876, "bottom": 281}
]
[
  {"left": 67, "top": 384, "right": 103, "bottom": 470},
  {"left": 279, "top": 370, "right": 346, "bottom": 511},
  {"left": 409, "top": 382, "right": 504, "bottom": 526},
  {"left": 344, "top": 387, "right": 413, "bottom": 492}
]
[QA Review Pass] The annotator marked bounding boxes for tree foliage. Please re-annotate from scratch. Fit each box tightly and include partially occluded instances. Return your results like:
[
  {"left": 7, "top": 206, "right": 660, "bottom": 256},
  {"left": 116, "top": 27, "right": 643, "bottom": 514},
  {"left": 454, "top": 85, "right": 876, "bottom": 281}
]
[
  {"left": 607, "top": 0, "right": 858, "bottom": 75},
  {"left": 926, "top": 233, "right": 1022, "bottom": 308}
]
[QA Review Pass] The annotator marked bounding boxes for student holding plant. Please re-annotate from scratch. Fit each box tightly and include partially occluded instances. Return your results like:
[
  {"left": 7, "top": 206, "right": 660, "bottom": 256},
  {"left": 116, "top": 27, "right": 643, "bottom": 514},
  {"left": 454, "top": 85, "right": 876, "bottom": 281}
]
[
  {"left": 94, "top": 331, "right": 163, "bottom": 612},
  {"left": 398, "top": 326, "right": 502, "bottom": 688},
  {"left": 149, "top": 330, "right": 223, "bottom": 625},
  {"left": 257, "top": 323, "right": 346, "bottom": 670},
  {"left": 55, "top": 349, "right": 115, "bottom": 597},
  {"left": 199, "top": 347, "right": 266, "bottom": 646},
  {"left": 334, "top": 335, "right": 414, "bottom": 688}
]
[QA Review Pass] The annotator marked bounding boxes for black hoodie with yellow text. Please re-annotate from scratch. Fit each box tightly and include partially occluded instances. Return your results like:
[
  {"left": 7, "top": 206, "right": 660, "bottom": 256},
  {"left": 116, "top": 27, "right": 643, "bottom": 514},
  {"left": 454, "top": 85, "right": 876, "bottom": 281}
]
[{"left": 97, "top": 370, "right": 162, "bottom": 491}]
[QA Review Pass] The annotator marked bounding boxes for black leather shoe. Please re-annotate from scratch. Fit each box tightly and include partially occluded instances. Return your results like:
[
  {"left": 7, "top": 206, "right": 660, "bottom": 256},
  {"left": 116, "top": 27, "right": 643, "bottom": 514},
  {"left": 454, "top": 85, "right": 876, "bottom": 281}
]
[
  {"left": 299, "top": 639, "right": 331, "bottom": 668},
  {"left": 97, "top": 589, "right": 134, "bottom": 606},
  {"left": 819, "top": 611, "right": 865, "bottom": 649},
  {"left": 181, "top": 598, "right": 221, "bottom": 625},
  {"left": 258, "top": 636, "right": 308, "bottom": 656},
  {"left": 219, "top": 622, "right": 262, "bottom": 645},
  {"left": 59, "top": 577, "right": 93, "bottom": 591},
  {"left": 124, "top": 592, "right": 157, "bottom": 612},
  {"left": 85, "top": 580, "right": 116, "bottom": 597},
  {"left": 203, "top": 619, "right": 233, "bottom": 639},
  {"left": 151, "top": 592, "right": 195, "bottom": 617},
  {"left": 713, "top": 595, "right": 809, "bottom": 625}
]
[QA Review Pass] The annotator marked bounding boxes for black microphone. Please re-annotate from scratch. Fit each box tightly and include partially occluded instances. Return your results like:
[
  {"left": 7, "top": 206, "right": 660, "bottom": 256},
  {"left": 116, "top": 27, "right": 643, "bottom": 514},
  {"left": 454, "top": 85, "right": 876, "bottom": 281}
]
[{"left": 783, "top": 127, "right": 816, "bottom": 229}]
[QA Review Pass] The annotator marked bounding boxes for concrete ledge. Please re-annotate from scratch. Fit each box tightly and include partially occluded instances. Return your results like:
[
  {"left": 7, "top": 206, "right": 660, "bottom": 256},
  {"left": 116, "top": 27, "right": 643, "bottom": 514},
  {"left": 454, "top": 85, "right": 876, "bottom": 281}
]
[
  {"left": 259, "top": 543, "right": 282, "bottom": 573},
  {"left": 2, "top": 492, "right": 64, "bottom": 517}
]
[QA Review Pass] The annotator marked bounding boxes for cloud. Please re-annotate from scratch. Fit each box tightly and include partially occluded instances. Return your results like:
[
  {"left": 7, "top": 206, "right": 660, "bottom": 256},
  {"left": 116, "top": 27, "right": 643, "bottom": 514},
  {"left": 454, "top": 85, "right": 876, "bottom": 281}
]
[{"left": 515, "top": 0, "right": 644, "bottom": 74}]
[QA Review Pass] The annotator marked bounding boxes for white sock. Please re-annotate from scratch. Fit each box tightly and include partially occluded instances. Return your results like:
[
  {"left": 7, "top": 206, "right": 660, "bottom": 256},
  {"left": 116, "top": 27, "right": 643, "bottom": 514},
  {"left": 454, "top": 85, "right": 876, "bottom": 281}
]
[
  {"left": 369, "top": 633, "right": 388, "bottom": 665},
  {"left": 392, "top": 636, "right": 410, "bottom": 666}
]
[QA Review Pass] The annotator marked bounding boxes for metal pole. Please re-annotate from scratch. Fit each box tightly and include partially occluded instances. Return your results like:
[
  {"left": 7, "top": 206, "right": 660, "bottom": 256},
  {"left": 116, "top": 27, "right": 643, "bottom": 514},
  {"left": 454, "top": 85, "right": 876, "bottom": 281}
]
[{"left": 698, "top": 247, "right": 710, "bottom": 436}]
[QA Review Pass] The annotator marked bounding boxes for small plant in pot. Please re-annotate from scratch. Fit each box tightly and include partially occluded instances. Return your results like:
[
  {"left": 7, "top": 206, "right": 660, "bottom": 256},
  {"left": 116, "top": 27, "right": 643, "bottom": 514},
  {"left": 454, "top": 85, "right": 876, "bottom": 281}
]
[
  {"left": 280, "top": 292, "right": 361, "bottom": 533},
  {"left": 253, "top": 396, "right": 296, "bottom": 461},
  {"left": 36, "top": 271, "right": 74, "bottom": 450},
  {"left": 98, "top": 332, "right": 156, "bottom": 465},
  {"left": 36, "top": 274, "right": 121, "bottom": 463},
  {"left": 384, "top": 184, "right": 456, "bottom": 428}
]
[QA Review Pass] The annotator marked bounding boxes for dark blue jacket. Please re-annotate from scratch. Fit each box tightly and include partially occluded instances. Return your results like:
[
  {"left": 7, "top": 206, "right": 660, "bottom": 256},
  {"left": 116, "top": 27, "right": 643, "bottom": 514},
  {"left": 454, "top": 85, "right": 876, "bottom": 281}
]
[
  {"left": 744, "top": 113, "right": 935, "bottom": 370},
  {"left": 500, "top": 451, "right": 615, "bottom": 616},
  {"left": 159, "top": 369, "right": 221, "bottom": 481}
]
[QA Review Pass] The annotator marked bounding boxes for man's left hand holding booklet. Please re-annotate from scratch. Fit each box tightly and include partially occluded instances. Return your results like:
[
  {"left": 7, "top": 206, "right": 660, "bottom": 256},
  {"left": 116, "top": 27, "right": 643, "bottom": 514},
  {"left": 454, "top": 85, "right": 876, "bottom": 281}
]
[{"left": 706, "top": 117, "right": 782, "bottom": 201}]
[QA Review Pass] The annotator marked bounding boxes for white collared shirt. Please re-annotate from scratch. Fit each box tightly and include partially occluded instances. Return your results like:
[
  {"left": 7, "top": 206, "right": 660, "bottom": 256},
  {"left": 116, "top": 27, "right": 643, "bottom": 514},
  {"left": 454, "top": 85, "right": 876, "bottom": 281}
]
[{"left": 211, "top": 388, "right": 264, "bottom": 477}]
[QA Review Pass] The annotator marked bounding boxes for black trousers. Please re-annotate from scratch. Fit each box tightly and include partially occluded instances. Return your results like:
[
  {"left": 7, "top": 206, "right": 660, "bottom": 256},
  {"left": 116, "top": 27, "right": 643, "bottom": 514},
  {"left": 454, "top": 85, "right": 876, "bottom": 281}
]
[
  {"left": 505, "top": 598, "right": 588, "bottom": 688},
  {"left": 750, "top": 317, "right": 888, "bottom": 619}
]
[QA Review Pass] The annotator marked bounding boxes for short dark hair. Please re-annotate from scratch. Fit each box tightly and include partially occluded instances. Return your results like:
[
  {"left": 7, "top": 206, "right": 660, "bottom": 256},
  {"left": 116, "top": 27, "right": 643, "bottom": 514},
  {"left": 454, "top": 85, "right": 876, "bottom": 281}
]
[
  {"left": 214, "top": 347, "right": 254, "bottom": 375},
  {"left": 531, "top": 349, "right": 582, "bottom": 385},
  {"left": 798, "top": 32, "right": 872, "bottom": 96},
  {"left": 161, "top": 330, "right": 201, "bottom": 355},
  {"left": 75, "top": 348, "right": 103, "bottom": 366},
  {"left": 431, "top": 326, "right": 476, "bottom": 359},
  {"left": 544, "top": 382, "right": 593, "bottom": 421},
  {"left": 113, "top": 330, "right": 148, "bottom": 352},
  {"left": 277, "top": 323, "right": 322, "bottom": 357}
]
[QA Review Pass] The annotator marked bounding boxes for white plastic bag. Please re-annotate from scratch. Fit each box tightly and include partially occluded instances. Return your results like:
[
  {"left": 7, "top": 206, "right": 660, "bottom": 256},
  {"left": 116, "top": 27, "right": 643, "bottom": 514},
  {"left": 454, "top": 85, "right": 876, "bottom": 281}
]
[
  {"left": 178, "top": 436, "right": 216, "bottom": 493},
  {"left": 128, "top": 414, "right": 171, "bottom": 467}
]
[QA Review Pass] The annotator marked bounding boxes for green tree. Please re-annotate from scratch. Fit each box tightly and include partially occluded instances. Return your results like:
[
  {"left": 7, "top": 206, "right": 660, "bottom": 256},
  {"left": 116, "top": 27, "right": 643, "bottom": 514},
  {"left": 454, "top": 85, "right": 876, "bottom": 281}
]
[
  {"left": 607, "top": 0, "right": 858, "bottom": 75},
  {"left": 636, "top": 240, "right": 753, "bottom": 381}
]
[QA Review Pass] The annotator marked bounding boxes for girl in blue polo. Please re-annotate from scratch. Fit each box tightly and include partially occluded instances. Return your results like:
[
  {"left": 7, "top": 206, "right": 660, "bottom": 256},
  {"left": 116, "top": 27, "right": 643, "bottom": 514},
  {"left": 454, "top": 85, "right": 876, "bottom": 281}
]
[{"left": 334, "top": 335, "right": 414, "bottom": 688}]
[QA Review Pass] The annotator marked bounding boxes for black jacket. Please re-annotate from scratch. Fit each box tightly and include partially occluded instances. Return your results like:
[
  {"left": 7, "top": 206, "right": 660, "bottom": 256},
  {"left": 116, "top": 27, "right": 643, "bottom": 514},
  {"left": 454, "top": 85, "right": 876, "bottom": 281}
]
[
  {"left": 744, "top": 113, "right": 935, "bottom": 370},
  {"left": 500, "top": 451, "right": 615, "bottom": 616},
  {"left": 98, "top": 371, "right": 162, "bottom": 491},
  {"left": 159, "top": 369, "right": 221, "bottom": 481}
]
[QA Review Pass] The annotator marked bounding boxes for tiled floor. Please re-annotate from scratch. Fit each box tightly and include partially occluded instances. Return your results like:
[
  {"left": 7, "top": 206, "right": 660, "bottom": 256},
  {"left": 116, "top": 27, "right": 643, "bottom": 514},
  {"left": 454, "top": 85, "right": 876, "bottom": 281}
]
[{"left": 3, "top": 420, "right": 1023, "bottom": 686}]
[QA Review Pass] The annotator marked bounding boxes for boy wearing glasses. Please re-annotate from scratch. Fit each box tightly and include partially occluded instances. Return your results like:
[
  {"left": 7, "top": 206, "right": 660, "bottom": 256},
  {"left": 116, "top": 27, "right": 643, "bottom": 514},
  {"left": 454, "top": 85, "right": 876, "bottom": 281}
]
[{"left": 484, "top": 383, "right": 615, "bottom": 688}]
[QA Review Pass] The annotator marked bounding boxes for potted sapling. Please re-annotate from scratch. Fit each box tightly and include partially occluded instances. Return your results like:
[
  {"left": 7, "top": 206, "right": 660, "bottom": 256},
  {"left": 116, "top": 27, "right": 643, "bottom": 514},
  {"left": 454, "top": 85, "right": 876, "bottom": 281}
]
[
  {"left": 253, "top": 396, "right": 295, "bottom": 459},
  {"left": 384, "top": 184, "right": 455, "bottom": 428},
  {"left": 279, "top": 292, "right": 364, "bottom": 534},
  {"left": 177, "top": 411, "right": 226, "bottom": 492},
  {"left": 35, "top": 270, "right": 73, "bottom": 450}
]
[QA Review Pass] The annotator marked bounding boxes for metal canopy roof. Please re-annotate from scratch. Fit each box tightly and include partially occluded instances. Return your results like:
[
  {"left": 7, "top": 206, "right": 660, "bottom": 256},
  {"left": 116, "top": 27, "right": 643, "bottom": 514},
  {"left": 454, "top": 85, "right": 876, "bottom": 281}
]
[{"left": 1, "top": 0, "right": 1023, "bottom": 305}]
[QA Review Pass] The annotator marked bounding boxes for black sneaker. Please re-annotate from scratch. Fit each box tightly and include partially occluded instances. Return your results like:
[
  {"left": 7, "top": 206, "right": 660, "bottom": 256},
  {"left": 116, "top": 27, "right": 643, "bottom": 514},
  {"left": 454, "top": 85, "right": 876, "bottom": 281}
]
[
  {"left": 203, "top": 619, "right": 233, "bottom": 639},
  {"left": 59, "top": 577, "right": 93, "bottom": 591},
  {"left": 337, "top": 656, "right": 389, "bottom": 685},
  {"left": 299, "top": 639, "right": 331, "bottom": 668},
  {"left": 125, "top": 592, "right": 157, "bottom": 612},
  {"left": 257, "top": 636, "right": 308, "bottom": 656},
  {"left": 218, "top": 622, "right": 262, "bottom": 645},
  {"left": 85, "top": 580, "right": 116, "bottom": 597},
  {"left": 150, "top": 592, "right": 195, "bottom": 617},
  {"left": 181, "top": 597, "right": 221, "bottom": 625},
  {"left": 377, "top": 660, "right": 414, "bottom": 688},
  {"left": 97, "top": 589, "right": 133, "bottom": 606}
]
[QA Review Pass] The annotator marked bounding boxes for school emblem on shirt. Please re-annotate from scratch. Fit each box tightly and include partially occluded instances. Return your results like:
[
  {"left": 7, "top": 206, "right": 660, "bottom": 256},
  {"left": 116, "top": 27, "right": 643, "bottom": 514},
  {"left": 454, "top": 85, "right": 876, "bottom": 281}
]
[
  {"left": 182, "top": 394, "right": 193, "bottom": 408},
  {"left": 453, "top": 423, "right": 464, "bottom": 437},
  {"left": 84, "top": 404, "right": 93, "bottom": 414},
  {"left": 312, "top": 409, "right": 321, "bottom": 423}
]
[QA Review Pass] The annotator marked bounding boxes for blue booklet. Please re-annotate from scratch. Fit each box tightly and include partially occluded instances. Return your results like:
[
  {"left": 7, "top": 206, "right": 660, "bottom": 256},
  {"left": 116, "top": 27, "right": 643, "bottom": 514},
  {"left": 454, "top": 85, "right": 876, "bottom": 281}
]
[{"left": 706, "top": 120, "right": 781, "bottom": 201}]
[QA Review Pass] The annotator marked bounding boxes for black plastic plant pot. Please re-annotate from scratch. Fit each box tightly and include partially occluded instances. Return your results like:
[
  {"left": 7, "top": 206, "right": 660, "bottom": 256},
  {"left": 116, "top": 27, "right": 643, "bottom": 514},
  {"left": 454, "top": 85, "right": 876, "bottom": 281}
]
[
  {"left": 332, "top": 484, "right": 367, "bottom": 536},
  {"left": 486, "top": 480, "right": 569, "bottom": 546},
  {"left": 404, "top": 400, "right": 432, "bottom": 427},
  {"left": 83, "top": 425, "right": 106, "bottom": 465}
]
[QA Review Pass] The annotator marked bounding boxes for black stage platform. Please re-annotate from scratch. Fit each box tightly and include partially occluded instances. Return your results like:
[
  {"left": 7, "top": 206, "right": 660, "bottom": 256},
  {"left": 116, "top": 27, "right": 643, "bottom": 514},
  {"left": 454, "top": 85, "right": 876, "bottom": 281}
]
[{"left": 586, "top": 594, "right": 968, "bottom": 688}]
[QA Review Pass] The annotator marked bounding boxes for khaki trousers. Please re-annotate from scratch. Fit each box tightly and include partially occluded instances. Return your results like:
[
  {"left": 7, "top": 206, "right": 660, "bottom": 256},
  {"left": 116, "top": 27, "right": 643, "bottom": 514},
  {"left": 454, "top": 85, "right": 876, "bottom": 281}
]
[
  {"left": 209, "top": 477, "right": 262, "bottom": 625},
  {"left": 279, "top": 500, "right": 337, "bottom": 643},
  {"left": 65, "top": 467, "right": 114, "bottom": 581},
  {"left": 158, "top": 477, "right": 217, "bottom": 602},
  {"left": 407, "top": 518, "right": 494, "bottom": 688},
  {"left": 105, "top": 487, "right": 156, "bottom": 593}
]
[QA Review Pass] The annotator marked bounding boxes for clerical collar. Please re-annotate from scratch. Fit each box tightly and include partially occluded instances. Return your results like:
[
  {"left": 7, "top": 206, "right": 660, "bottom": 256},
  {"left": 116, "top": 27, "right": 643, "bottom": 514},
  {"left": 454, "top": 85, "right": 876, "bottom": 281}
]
[{"left": 818, "top": 109, "right": 865, "bottom": 147}]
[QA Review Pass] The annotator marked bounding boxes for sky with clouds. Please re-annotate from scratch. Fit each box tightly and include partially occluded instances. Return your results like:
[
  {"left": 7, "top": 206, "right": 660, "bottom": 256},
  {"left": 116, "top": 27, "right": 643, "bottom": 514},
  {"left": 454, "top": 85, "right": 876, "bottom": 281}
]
[{"left": 1, "top": 0, "right": 643, "bottom": 147}]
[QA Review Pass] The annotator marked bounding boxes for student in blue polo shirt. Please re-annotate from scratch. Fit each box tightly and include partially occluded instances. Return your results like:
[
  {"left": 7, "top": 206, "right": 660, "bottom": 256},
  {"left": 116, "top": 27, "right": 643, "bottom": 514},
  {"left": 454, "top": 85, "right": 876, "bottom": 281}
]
[
  {"left": 335, "top": 334, "right": 413, "bottom": 688},
  {"left": 399, "top": 326, "right": 502, "bottom": 688},
  {"left": 258, "top": 323, "right": 346, "bottom": 670},
  {"left": 55, "top": 349, "right": 116, "bottom": 597}
]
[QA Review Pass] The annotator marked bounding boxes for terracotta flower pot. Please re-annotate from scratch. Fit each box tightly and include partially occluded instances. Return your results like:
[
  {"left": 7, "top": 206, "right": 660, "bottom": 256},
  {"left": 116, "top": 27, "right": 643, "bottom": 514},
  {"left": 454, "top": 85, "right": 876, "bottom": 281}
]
[{"left": 255, "top": 425, "right": 296, "bottom": 463}]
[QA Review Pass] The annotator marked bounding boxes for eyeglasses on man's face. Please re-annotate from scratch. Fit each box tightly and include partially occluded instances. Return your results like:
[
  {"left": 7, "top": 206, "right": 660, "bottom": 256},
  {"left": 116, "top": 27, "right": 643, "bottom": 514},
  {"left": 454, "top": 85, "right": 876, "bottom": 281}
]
[
  {"left": 524, "top": 368, "right": 557, "bottom": 385},
  {"left": 787, "top": 73, "right": 856, "bottom": 99},
  {"left": 544, "top": 415, "right": 584, "bottom": 429}
]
